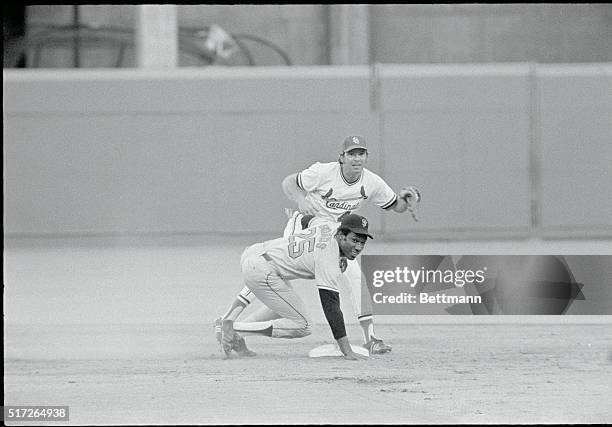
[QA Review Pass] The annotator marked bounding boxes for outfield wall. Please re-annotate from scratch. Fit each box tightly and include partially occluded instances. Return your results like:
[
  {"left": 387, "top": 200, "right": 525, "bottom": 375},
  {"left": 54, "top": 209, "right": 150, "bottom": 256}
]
[{"left": 4, "top": 64, "right": 611, "bottom": 239}]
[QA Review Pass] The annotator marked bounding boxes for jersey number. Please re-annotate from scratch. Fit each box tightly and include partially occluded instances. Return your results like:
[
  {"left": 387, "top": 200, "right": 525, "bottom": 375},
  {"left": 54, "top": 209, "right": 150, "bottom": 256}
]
[
  {"left": 287, "top": 225, "right": 333, "bottom": 259},
  {"left": 287, "top": 228, "right": 316, "bottom": 259}
]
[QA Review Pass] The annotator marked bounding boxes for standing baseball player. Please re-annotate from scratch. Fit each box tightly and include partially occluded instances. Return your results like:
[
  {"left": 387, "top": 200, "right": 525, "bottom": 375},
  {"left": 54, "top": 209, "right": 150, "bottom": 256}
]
[
  {"left": 216, "top": 135, "right": 421, "bottom": 354},
  {"left": 220, "top": 214, "right": 372, "bottom": 360}
]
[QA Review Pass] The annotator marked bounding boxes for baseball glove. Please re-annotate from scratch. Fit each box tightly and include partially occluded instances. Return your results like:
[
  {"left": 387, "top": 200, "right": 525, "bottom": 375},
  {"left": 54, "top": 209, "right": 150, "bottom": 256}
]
[
  {"left": 400, "top": 186, "right": 421, "bottom": 204},
  {"left": 399, "top": 186, "right": 421, "bottom": 222}
]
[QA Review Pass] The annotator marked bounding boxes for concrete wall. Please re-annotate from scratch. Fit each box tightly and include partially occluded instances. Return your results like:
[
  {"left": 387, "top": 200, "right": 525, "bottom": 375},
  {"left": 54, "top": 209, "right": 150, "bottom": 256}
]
[
  {"left": 3, "top": 67, "right": 379, "bottom": 236},
  {"left": 4, "top": 64, "right": 612, "bottom": 238},
  {"left": 378, "top": 64, "right": 531, "bottom": 235},
  {"left": 537, "top": 64, "right": 612, "bottom": 234}
]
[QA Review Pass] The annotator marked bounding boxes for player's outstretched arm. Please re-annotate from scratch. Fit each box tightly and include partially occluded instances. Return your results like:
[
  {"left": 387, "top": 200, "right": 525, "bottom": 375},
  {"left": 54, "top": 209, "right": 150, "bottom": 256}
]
[
  {"left": 319, "top": 289, "right": 367, "bottom": 361},
  {"left": 281, "top": 173, "right": 320, "bottom": 216}
]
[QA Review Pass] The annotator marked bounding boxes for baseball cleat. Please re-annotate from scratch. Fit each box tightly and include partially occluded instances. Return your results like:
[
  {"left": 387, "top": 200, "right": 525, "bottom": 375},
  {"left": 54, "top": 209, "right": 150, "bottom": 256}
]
[
  {"left": 364, "top": 337, "right": 392, "bottom": 354},
  {"left": 214, "top": 318, "right": 256, "bottom": 357},
  {"left": 220, "top": 319, "right": 235, "bottom": 358},
  {"left": 232, "top": 333, "right": 256, "bottom": 357}
]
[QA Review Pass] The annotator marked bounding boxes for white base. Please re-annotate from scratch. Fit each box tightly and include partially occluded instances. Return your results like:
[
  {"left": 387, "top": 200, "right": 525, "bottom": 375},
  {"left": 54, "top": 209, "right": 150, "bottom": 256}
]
[{"left": 308, "top": 343, "right": 369, "bottom": 358}]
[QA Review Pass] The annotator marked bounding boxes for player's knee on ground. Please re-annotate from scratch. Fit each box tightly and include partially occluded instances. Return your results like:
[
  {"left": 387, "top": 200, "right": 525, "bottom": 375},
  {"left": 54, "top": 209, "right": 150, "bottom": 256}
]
[
  {"left": 272, "top": 321, "right": 312, "bottom": 338},
  {"left": 283, "top": 324, "right": 312, "bottom": 338},
  {"left": 295, "top": 324, "right": 312, "bottom": 338}
]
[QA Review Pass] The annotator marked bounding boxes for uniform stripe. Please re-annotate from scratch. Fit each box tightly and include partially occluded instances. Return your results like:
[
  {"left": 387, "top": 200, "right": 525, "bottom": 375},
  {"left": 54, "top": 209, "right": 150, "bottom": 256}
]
[
  {"left": 381, "top": 193, "right": 398, "bottom": 210},
  {"left": 296, "top": 172, "right": 304, "bottom": 190},
  {"left": 265, "top": 272, "right": 310, "bottom": 329},
  {"left": 237, "top": 295, "right": 251, "bottom": 305},
  {"left": 358, "top": 314, "right": 373, "bottom": 321}
]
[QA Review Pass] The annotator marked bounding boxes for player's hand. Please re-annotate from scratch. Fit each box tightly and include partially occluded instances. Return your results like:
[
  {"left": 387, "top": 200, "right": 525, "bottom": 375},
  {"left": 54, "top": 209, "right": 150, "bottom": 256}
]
[
  {"left": 399, "top": 186, "right": 421, "bottom": 222},
  {"left": 297, "top": 197, "right": 320, "bottom": 216},
  {"left": 343, "top": 351, "right": 369, "bottom": 361},
  {"left": 336, "top": 337, "right": 368, "bottom": 360}
]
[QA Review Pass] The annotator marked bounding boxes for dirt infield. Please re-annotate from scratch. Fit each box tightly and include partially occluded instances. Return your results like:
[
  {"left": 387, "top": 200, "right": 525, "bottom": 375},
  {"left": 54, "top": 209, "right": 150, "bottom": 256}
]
[
  {"left": 4, "top": 239, "right": 612, "bottom": 424},
  {"left": 4, "top": 323, "right": 612, "bottom": 425}
]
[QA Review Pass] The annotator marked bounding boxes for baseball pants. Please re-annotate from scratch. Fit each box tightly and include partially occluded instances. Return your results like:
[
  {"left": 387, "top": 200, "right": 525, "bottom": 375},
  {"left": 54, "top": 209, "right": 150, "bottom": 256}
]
[{"left": 237, "top": 244, "right": 312, "bottom": 339}]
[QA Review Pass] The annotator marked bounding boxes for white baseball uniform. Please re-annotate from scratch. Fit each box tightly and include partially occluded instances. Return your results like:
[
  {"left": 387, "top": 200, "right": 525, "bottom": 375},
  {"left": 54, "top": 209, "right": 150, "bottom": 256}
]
[
  {"left": 239, "top": 223, "right": 349, "bottom": 338},
  {"left": 286, "top": 161, "right": 397, "bottom": 227},
  {"left": 282, "top": 161, "right": 397, "bottom": 321}
]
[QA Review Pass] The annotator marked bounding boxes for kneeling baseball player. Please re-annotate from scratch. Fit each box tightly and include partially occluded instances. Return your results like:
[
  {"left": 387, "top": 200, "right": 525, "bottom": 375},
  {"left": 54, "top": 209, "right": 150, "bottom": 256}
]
[{"left": 217, "top": 214, "right": 373, "bottom": 360}]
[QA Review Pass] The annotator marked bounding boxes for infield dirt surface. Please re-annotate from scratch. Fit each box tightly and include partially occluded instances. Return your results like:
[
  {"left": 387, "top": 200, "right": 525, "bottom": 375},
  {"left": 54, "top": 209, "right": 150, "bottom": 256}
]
[
  {"left": 5, "top": 322, "right": 612, "bottom": 425},
  {"left": 5, "top": 239, "right": 612, "bottom": 424}
]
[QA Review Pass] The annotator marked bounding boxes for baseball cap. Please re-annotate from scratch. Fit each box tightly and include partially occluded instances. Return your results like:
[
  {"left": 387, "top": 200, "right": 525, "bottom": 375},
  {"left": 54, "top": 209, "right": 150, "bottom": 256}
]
[
  {"left": 342, "top": 135, "right": 367, "bottom": 153},
  {"left": 339, "top": 214, "right": 374, "bottom": 239}
]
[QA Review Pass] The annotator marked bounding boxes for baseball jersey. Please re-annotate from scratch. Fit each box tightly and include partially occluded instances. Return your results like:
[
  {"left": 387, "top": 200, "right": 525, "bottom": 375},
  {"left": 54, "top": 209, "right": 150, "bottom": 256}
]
[
  {"left": 296, "top": 162, "right": 397, "bottom": 223},
  {"left": 261, "top": 223, "right": 348, "bottom": 293}
]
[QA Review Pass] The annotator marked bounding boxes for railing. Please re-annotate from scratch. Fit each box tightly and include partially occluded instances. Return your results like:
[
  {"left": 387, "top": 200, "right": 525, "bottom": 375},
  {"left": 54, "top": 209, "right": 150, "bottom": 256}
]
[{"left": 23, "top": 23, "right": 292, "bottom": 68}]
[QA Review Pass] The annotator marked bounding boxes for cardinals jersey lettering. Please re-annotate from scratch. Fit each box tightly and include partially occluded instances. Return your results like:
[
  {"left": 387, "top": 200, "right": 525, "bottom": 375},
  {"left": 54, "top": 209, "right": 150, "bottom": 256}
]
[
  {"left": 296, "top": 162, "right": 397, "bottom": 222},
  {"left": 260, "top": 224, "right": 348, "bottom": 293}
]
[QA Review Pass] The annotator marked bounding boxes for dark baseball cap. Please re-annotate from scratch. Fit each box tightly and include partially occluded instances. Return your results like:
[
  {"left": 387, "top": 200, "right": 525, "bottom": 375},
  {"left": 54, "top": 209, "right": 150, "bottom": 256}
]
[
  {"left": 339, "top": 214, "right": 374, "bottom": 239},
  {"left": 342, "top": 135, "right": 368, "bottom": 153}
]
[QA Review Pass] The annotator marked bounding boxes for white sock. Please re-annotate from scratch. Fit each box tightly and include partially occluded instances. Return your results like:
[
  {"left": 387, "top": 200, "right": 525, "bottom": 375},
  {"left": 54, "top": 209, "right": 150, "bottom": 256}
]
[{"left": 223, "top": 286, "right": 256, "bottom": 321}]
